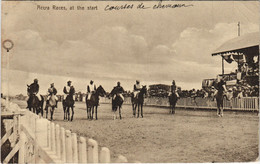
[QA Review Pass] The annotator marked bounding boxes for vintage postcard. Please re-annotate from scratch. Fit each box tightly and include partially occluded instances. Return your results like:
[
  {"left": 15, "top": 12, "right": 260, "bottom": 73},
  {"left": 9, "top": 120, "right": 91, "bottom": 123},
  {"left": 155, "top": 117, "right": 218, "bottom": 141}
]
[{"left": 1, "top": 0, "right": 259, "bottom": 163}]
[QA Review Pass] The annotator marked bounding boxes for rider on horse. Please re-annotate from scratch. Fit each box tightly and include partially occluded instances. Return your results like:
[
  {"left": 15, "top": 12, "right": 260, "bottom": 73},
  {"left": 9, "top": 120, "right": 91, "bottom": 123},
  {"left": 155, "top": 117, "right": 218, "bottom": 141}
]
[
  {"left": 110, "top": 82, "right": 125, "bottom": 101},
  {"left": 133, "top": 80, "right": 142, "bottom": 99},
  {"left": 169, "top": 80, "right": 179, "bottom": 98},
  {"left": 63, "top": 80, "right": 75, "bottom": 101},
  {"left": 46, "top": 83, "right": 58, "bottom": 108},
  {"left": 26, "top": 79, "right": 42, "bottom": 108},
  {"left": 87, "top": 80, "right": 96, "bottom": 100}
]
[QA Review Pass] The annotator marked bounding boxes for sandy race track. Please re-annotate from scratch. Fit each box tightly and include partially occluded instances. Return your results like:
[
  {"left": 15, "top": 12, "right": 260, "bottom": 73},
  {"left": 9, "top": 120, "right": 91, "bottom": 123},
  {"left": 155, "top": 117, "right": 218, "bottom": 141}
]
[{"left": 14, "top": 100, "right": 259, "bottom": 163}]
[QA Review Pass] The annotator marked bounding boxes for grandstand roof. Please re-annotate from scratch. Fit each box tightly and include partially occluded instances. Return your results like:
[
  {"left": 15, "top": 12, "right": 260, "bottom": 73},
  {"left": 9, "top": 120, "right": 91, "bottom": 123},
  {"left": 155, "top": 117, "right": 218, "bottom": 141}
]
[{"left": 212, "top": 32, "right": 259, "bottom": 56}]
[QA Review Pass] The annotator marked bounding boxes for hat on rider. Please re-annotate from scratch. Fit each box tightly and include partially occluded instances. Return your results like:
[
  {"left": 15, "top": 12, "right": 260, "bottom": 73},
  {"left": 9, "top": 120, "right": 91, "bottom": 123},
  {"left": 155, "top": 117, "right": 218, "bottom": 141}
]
[
  {"left": 136, "top": 80, "right": 140, "bottom": 83},
  {"left": 51, "top": 83, "right": 54, "bottom": 86},
  {"left": 90, "top": 80, "right": 94, "bottom": 83},
  {"left": 34, "top": 79, "right": 38, "bottom": 82},
  {"left": 67, "top": 80, "right": 72, "bottom": 83}
]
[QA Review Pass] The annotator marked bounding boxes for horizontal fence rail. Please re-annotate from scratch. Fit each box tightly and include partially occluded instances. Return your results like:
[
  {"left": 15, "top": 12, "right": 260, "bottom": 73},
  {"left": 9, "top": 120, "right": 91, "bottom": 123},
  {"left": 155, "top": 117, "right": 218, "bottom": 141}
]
[
  {"left": 99, "top": 97, "right": 259, "bottom": 111},
  {"left": 18, "top": 110, "right": 131, "bottom": 163},
  {"left": 1, "top": 99, "right": 131, "bottom": 163}
]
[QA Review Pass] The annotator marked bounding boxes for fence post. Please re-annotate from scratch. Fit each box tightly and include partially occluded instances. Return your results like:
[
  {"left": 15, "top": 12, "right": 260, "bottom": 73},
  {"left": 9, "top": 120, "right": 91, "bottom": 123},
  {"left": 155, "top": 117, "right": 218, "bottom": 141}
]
[
  {"left": 255, "top": 97, "right": 259, "bottom": 112},
  {"left": 51, "top": 122, "right": 56, "bottom": 153},
  {"left": 60, "top": 127, "right": 66, "bottom": 162},
  {"left": 116, "top": 155, "right": 128, "bottom": 163},
  {"left": 72, "top": 133, "right": 78, "bottom": 163},
  {"left": 78, "top": 137, "right": 87, "bottom": 163},
  {"left": 100, "top": 147, "right": 110, "bottom": 163},
  {"left": 88, "top": 138, "right": 99, "bottom": 163},
  {"left": 56, "top": 124, "right": 61, "bottom": 158},
  {"left": 47, "top": 121, "right": 51, "bottom": 149},
  {"left": 18, "top": 132, "right": 27, "bottom": 164},
  {"left": 35, "top": 118, "right": 48, "bottom": 148},
  {"left": 65, "top": 130, "right": 73, "bottom": 163}
]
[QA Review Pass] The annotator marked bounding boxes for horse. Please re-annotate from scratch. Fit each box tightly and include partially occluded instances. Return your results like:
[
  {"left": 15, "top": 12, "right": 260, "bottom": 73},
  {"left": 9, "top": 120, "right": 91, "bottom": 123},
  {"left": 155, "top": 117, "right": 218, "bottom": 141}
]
[
  {"left": 28, "top": 94, "right": 44, "bottom": 116},
  {"left": 86, "top": 85, "right": 106, "bottom": 120},
  {"left": 45, "top": 94, "right": 57, "bottom": 121},
  {"left": 168, "top": 92, "right": 178, "bottom": 114},
  {"left": 62, "top": 95, "right": 75, "bottom": 121},
  {"left": 111, "top": 94, "right": 124, "bottom": 120},
  {"left": 131, "top": 86, "right": 147, "bottom": 118}
]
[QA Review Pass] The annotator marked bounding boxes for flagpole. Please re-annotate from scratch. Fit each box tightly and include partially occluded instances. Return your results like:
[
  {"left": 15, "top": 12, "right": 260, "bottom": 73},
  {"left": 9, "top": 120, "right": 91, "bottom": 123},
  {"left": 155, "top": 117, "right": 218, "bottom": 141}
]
[
  {"left": 222, "top": 55, "right": 224, "bottom": 75},
  {"left": 238, "top": 22, "right": 240, "bottom": 71},
  {"left": 2, "top": 40, "right": 14, "bottom": 111}
]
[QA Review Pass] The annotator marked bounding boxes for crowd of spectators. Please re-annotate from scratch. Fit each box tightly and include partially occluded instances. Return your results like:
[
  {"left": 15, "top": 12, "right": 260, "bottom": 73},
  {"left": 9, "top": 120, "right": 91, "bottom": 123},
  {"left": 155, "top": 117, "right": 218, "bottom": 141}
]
[
  {"left": 176, "top": 84, "right": 259, "bottom": 99},
  {"left": 147, "top": 84, "right": 259, "bottom": 99}
]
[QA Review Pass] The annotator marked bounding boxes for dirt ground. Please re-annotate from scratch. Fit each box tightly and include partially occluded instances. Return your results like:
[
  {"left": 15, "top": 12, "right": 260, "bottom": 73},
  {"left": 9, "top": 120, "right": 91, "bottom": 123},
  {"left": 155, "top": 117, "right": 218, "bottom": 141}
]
[{"left": 14, "top": 100, "right": 259, "bottom": 163}]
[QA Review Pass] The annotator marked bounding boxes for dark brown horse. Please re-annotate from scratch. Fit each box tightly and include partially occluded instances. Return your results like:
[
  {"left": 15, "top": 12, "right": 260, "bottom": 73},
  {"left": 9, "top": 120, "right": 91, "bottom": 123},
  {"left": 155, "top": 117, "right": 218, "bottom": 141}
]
[
  {"left": 27, "top": 86, "right": 44, "bottom": 116},
  {"left": 131, "top": 86, "right": 147, "bottom": 118},
  {"left": 63, "top": 95, "right": 75, "bottom": 121},
  {"left": 86, "top": 85, "right": 106, "bottom": 120},
  {"left": 169, "top": 92, "right": 178, "bottom": 114},
  {"left": 111, "top": 94, "right": 124, "bottom": 120}
]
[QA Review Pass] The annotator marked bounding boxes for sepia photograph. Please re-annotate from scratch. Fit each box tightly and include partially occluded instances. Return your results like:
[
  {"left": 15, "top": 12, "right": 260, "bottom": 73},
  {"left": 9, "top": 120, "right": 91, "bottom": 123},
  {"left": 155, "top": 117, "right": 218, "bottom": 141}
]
[{"left": 1, "top": 0, "right": 259, "bottom": 163}]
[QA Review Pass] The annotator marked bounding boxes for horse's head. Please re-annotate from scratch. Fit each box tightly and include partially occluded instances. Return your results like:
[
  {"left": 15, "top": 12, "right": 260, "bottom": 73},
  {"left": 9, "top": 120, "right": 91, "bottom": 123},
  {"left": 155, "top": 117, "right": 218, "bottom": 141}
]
[
  {"left": 97, "top": 85, "right": 106, "bottom": 97},
  {"left": 141, "top": 85, "right": 148, "bottom": 95}
]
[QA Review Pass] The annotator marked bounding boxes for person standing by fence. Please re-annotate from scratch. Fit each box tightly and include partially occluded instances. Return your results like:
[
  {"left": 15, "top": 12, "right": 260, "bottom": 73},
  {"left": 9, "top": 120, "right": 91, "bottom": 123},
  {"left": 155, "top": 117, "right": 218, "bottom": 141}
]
[{"left": 215, "top": 76, "right": 227, "bottom": 117}]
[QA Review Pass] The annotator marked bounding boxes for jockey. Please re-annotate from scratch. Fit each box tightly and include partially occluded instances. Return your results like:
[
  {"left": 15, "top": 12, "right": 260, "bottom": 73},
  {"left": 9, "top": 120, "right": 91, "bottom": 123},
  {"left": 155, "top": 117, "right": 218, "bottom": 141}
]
[
  {"left": 46, "top": 83, "right": 58, "bottom": 107},
  {"left": 63, "top": 80, "right": 75, "bottom": 101},
  {"left": 133, "top": 80, "right": 141, "bottom": 98},
  {"left": 87, "top": 80, "right": 96, "bottom": 100},
  {"left": 111, "top": 82, "right": 125, "bottom": 101},
  {"left": 26, "top": 79, "right": 42, "bottom": 108},
  {"left": 170, "top": 80, "right": 179, "bottom": 98}
]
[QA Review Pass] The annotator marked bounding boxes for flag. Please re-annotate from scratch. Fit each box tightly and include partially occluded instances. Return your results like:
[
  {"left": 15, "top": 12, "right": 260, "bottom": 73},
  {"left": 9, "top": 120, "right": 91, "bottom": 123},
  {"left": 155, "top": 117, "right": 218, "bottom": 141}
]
[
  {"left": 222, "top": 53, "right": 234, "bottom": 63},
  {"left": 232, "top": 53, "right": 245, "bottom": 64}
]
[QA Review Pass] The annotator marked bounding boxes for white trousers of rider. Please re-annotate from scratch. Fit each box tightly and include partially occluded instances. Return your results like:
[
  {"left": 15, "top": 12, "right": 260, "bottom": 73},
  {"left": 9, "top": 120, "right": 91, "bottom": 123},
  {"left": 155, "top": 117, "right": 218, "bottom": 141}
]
[
  {"left": 113, "top": 94, "right": 124, "bottom": 101},
  {"left": 26, "top": 92, "right": 42, "bottom": 101},
  {"left": 133, "top": 91, "right": 140, "bottom": 98},
  {"left": 87, "top": 92, "right": 94, "bottom": 100},
  {"left": 47, "top": 95, "right": 58, "bottom": 101},
  {"left": 168, "top": 92, "right": 179, "bottom": 98}
]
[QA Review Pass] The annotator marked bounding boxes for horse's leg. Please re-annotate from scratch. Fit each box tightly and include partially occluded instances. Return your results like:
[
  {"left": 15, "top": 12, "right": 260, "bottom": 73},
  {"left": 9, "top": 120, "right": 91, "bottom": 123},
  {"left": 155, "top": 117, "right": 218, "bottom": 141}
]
[
  {"left": 173, "top": 103, "right": 176, "bottom": 115},
  {"left": 86, "top": 105, "right": 89, "bottom": 119},
  {"left": 63, "top": 105, "right": 66, "bottom": 120},
  {"left": 137, "top": 104, "right": 140, "bottom": 118},
  {"left": 134, "top": 104, "right": 137, "bottom": 118},
  {"left": 50, "top": 107, "right": 54, "bottom": 121},
  {"left": 95, "top": 106, "right": 98, "bottom": 120},
  {"left": 113, "top": 111, "right": 116, "bottom": 120},
  {"left": 91, "top": 107, "right": 94, "bottom": 120},
  {"left": 41, "top": 106, "right": 43, "bottom": 117},
  {"left": 67, "top": 107, "right": 70, "bottom": 121},
  {"left": 88, "top": 107, "right": 90, "bottom": 119},
  {"left": 71, "top": 107, "right": 74, "bottom": 121},
  {"left": 141, "top": 104, "right": 143, "bottom": 118},
  {"left": 46, "top": 106, "right": 48, "bottom": 119},
  {"left": 132, "top": 103, "right": 135, "bottom": 117},
  {"left": 119, "top": 107, "right": 122, "bottom": 120}
]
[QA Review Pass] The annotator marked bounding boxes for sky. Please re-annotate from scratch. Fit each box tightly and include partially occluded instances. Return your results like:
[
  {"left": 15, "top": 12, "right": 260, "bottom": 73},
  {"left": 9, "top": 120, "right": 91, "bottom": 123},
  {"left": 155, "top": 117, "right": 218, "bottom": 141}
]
[{"left": 1, "top": 1, "right": 259, "bottom": 96}]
